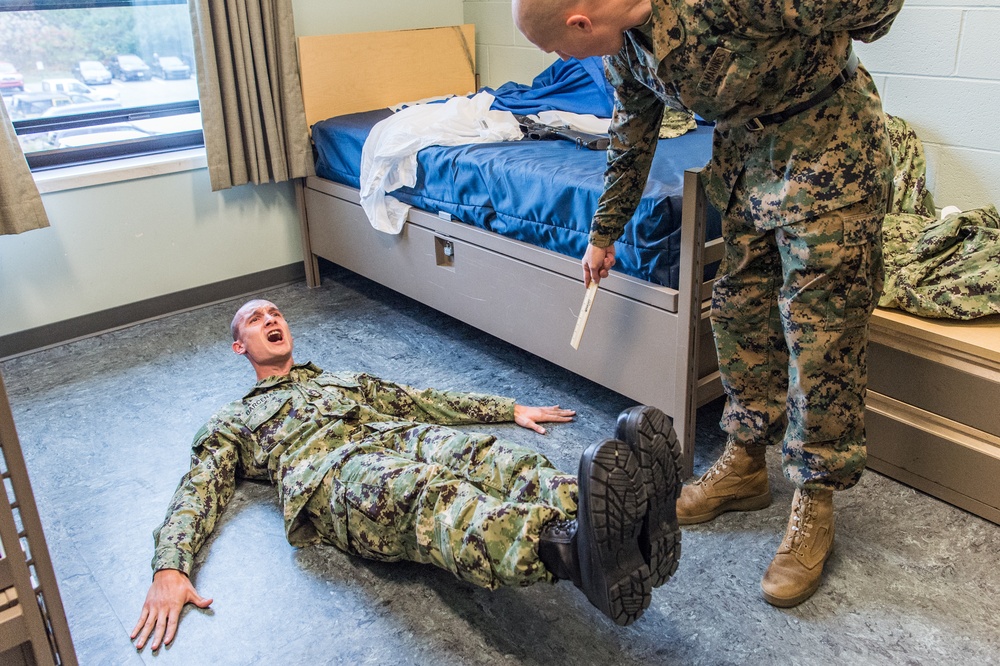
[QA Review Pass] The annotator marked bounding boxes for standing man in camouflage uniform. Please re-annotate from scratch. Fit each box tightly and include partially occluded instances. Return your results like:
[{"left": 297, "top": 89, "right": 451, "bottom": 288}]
[
  {"left": 513, "top": 0, "right": 901, "bottom": 607},
  {"left": 132, "top": 300, "right": 684, "bottom": 651}
]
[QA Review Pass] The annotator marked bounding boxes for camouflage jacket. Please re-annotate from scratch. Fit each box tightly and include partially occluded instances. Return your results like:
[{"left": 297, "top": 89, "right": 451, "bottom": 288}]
[
  {"left": 151, "top": 363, "right": 516, "bottom": 575},
  {"left": 590, "top": 0, "right": 903, "bottom": 247}
]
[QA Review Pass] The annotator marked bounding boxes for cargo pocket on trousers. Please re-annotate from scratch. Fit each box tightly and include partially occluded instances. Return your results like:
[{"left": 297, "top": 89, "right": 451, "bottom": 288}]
[
  {"left": 839, "top": 209, "right": 883, "bottom": 328},
  {"left": 343, "top": 481, "right": 405, "bottom": 562},
  {"left": 434, "top": 517, "right": 498, "bottom": 590}
]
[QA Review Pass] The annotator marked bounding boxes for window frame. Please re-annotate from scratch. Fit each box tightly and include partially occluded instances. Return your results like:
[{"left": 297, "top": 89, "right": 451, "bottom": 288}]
[
  {"left": 14, "top": 100, "right": 202, "bottom": 170},
  {"left": 3, "top": 0, "right": 204, "bottom": 171}
]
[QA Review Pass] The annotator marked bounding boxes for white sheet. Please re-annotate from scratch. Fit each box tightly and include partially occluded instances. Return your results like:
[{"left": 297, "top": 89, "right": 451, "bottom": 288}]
[
  {"left": 359, "top": 92, "right": 522, "bottom": 234},
  {"left": 532, "top": 110, "right": 611, "bottom": 135}
]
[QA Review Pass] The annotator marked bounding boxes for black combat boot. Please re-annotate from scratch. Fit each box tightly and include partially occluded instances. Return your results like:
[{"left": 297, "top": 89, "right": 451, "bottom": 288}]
[
  {"left": 539, "top": 519, "right": 582, "bottom": 587},
  {"left": 575, "top": 438, "right": 651, "bottom": 626},
  {"left": 616, "top": 405, "right": 683, "bottom": 588}
]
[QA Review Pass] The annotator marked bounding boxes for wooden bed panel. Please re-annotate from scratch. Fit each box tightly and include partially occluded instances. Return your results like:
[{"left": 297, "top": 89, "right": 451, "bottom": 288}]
[{"left": 298, "top": 25, "right": 476, "bottom": 129}]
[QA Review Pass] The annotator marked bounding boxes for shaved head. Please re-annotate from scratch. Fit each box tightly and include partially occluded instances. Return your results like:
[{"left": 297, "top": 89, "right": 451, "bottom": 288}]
[
  {"left": 513, "top": 0, "right": 650, "bottom": 59},
  {"left": 513, "top": 0, "right": 581, "bottom": 45},
  {"left": 229, "top": 299, "right": 295, "bottom": 380},
  {"left": 231, "top": 299, "right": 277, "bottom": 341}
]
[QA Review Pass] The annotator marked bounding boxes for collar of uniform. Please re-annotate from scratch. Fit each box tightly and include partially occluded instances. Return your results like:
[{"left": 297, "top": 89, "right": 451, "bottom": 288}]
[
  {"left": 646, "top": 0, "right": 685, "bottom": 62},
  {"left": 243, "top": 362, "right": 324, "bottom": 397}
]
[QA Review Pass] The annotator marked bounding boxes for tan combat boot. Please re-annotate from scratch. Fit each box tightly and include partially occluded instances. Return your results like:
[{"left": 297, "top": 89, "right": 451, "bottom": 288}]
[
  {"left": 761, "top": 488, "right": 834, "bottom": 607},
  {"left": 676, "top": 441, "right": 771, "bottom": 525}
]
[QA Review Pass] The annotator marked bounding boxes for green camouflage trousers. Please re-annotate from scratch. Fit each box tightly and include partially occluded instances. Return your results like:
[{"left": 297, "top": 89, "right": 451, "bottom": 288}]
[
  {"left": 304, "top": 423, "right": 578, "bottom": 590},
  {"left": 711, "top": 195, "right": 885, "bottom": 490}
]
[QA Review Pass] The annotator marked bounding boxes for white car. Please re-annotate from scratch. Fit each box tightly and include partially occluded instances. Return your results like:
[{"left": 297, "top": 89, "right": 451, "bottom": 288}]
[
  {"left": 73, "top": 60, "right": 113, "bottom": 86},
  {"left": 39, "top": 99, "right": 122, "bottom": 118},
  {"left": 41, "top": 78, "right": 119, "bottom": 102}
]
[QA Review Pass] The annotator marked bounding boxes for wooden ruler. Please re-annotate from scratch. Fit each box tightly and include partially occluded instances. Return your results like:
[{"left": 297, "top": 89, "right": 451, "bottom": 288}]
[{"left": 570, "top": 282, "right": 599, "bottom": 350}]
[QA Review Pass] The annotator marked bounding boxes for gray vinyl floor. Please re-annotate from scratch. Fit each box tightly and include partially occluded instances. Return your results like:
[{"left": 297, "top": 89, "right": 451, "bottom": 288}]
[{"left": 3, "top": 265, "right": 999, "bottom": 665}]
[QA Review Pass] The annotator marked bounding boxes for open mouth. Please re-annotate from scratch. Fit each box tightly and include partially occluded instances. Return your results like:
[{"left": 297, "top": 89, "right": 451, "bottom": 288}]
[{"left": 266, "top": 329, "right": 284, "bottom": 343}]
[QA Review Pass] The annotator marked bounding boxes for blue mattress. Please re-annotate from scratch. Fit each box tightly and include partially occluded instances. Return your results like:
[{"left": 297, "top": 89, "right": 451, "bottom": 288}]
[{"left": 312, "top": 108, "right": 720, "bottom": 290}]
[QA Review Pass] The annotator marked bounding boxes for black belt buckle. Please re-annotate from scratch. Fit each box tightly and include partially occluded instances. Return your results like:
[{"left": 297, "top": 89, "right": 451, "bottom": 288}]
[{"left": 745, "top": 117, "right": 765, "bottom": 132}]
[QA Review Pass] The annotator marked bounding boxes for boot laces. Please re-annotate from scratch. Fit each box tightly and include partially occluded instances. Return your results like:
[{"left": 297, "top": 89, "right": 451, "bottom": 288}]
[
  {"left": 694, "top": 444, "right": 736, "bottom": 485},
  {"left": 784, "top": 492, "right": 814, "bottom": 550},
  {"left": 543, "top": 518, "right": 576, "bottom": 540}
]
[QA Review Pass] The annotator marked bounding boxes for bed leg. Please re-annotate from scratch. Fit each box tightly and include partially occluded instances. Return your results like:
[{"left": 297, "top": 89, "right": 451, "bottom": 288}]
[
  {"left": 674, "top": 168, "right": 710, "bottom": 479},
  {"left": 295, "top": 177, "right": 322, "bottom": 288}
]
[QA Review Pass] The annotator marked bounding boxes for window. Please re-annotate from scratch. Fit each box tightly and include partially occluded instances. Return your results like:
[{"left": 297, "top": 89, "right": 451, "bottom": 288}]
[{"left": 0, "top": 0, "right": 203, "bottom": 171}]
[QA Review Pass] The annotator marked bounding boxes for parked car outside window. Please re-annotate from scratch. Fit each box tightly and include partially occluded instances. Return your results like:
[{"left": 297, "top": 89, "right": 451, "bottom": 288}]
[
  {"left": 109, "top": 54, "right": 151, "bottom": 81},
  {"left": 151, "top": 56, "right": 191, "bottom": 80},
  {"left": 72, "top": 60, "right": 113, "bottom": 86},
  {"left": 0, "top": 61, "right": 24, "bottom": 93},
  {"left": 41, "top": 78, "right": 119, "bottom": 101},
  {"left": 7, "top": 92, "right": 73, "bottom": 118},
  {"left": 3, "top": 0, "right": 204, "bottom": 170},
  {"left": 39, "top": 99, "right": 123, "bottom": 118}
]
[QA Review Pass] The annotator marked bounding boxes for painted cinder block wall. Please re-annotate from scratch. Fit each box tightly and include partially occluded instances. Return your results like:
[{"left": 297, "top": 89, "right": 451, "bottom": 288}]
[
  {"left": 464, "top": 0, "right": 1000, "bottom": 212},
  {"left": 853, "top": 0, "right": 1000, "bottom": 211}
]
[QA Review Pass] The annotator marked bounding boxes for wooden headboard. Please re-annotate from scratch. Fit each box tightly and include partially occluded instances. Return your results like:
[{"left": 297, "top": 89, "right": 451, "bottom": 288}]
[{"left": 297, "top": 24, "right": 477, "bottom": 130}]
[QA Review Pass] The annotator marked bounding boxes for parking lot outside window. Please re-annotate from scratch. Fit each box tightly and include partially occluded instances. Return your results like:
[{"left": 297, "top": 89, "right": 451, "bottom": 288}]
[{"left": 0, "top": 0, "right": 204, "bottom": 171}]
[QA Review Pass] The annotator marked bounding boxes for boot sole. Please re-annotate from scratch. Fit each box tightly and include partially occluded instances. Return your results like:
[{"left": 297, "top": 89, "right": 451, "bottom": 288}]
[
  {"left": 616, "top": 406, "right": 682, "bottom": 588},
  {"left": 761, "top": 578, "right": 822, "bottom": 608},
  {"left": 577, "top": 438, "right": 651, "bottom": 626},
  {"left": 677, "top": 491, "right": 773, "bottom": 526}
]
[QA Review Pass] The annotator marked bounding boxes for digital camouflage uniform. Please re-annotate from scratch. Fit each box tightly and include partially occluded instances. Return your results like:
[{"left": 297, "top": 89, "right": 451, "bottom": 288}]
[
  {"left": 880, "top": 205, "right": 1000, "bottom": 319},
  {"left": 152, "top": 363, "right": 577, "bottom": 590},
  {"left": 880, "top": 114, "right": 1000, "bottom": 320},
  {"left": 590, "top": 0, "right": 903, "bottom": 489}
]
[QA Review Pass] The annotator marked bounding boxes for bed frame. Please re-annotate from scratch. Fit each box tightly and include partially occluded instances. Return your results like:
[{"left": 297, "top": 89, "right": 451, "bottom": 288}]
[{"left": 295, "top": 25, "right": 723, "bottom": 476}]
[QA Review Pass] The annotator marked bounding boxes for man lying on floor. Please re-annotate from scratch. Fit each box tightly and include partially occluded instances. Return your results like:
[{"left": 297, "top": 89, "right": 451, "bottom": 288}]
[{"left": 131, "top": 299, "right": 683, "bottom": 650}]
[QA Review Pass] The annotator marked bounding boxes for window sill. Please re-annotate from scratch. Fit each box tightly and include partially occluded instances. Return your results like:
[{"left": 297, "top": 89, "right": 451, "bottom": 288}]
[{"left": 34, "top": 148, "right": 208, "bottom": 194}]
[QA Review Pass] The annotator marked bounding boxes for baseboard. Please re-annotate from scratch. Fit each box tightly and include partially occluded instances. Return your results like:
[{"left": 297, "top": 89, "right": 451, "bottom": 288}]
[{"left": 0, "top": 263, "right": 305, "bottom": 360}]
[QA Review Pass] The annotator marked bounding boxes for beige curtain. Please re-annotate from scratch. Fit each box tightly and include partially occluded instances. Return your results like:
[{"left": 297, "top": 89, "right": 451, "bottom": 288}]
[
  {"left": 189, "top": 0, "right": 314, "bottom": 191},
  {"left": 0, "top": 98, "right": 49, "bottom": 235}
]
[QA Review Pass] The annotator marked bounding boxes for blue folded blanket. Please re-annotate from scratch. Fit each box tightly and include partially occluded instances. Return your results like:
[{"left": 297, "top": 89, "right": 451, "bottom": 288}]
[{"left": 483, "top": 57, "right": 615, "bottom": 117}]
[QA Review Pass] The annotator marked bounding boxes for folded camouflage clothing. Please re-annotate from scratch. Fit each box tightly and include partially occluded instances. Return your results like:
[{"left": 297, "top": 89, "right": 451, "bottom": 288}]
[
  {"left": 879, "top": 114, "right": 1000, "bottom": 320},
  {"left": 880, "top": 206, "right": 1000, "bottom": 320}
]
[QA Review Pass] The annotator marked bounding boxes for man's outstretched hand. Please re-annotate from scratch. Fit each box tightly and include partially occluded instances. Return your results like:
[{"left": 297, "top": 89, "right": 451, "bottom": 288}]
[
  {"left": 514, "top": 404, "right": 576, "bottom": 434},
  {"left": 131, "top": 569, "right": 213, "bottom": 651}
]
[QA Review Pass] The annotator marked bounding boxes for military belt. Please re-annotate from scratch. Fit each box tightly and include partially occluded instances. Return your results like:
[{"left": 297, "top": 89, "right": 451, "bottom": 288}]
[{"left": 745, "top": 50, "right": 860, "bottom": 132}]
